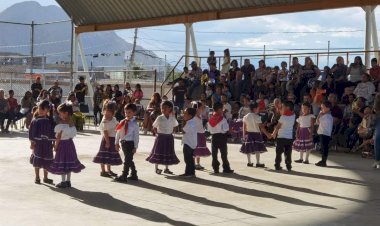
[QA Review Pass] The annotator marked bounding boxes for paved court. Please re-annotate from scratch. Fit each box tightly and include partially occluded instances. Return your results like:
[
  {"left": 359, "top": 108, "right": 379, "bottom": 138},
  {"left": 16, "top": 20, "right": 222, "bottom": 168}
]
[{"left": 0, "top": 128, "right": 379, "bottom": 226}]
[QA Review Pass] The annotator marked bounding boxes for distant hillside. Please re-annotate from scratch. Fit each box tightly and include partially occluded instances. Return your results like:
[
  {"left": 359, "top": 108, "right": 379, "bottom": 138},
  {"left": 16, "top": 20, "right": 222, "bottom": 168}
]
[{"left": 0, "top": 1, "right": 162, "bottom": 68}]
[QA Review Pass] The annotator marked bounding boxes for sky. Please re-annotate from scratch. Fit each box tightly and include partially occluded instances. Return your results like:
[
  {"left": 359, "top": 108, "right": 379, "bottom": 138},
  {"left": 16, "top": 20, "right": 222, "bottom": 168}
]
[{"left": 1, "top": 0, "right": 380, "bottom": 68}]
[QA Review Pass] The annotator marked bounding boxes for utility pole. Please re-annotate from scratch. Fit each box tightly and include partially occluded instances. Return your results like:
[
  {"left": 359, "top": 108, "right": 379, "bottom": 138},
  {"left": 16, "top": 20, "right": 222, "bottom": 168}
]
[{"left": 129, "top": 28, "right": 138, "bottom": 68}]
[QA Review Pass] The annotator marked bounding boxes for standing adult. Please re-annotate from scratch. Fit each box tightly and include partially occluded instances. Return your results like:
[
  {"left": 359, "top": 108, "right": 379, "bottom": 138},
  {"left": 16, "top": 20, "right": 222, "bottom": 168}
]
[
  {"left": 287, "top": 57, "right": 302, "bottom": 95},
  {"left": 172, "top": 78, "right": 187, "bottom": 112},
  {"left": 221, "top": 49, "right": 231, "bottom": 75},
  {"left": 93, "top": 85, "right": 104, "bottom": 126},
  {"left": 31, "top": 76, "right": 43, "bottom": 101},
  {"left": 298, "top": 57, "right": 320, "bottom": 102},
  {"left": 353, "top": 73, "right": 376, "bottom": 103},
  {"left": 0, "top": 89, "right": 9, "bottom": 133},
  {"left": 241, "top": 59, "right": 255, "bottom": 84},
  {"left": 74, "top": 76, "right": 88, "bottom": 104},
  {"left": 228, "top": 60, "right": 240, "bottom": 82},
  {"left": 188, "top": 61, "right": 202, "bottom": 99},
  {"left": 347, "top": 56, "right": 366, "bottom": 84}
]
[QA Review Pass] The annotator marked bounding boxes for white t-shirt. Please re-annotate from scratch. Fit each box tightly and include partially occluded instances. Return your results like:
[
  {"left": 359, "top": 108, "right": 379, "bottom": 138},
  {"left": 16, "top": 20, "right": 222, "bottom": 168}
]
[
  {"left": 54, "top": 124, "right": 77, "bottom": 140},
  {"left": 278, "top": 114, "right": 296, "bottom": 139},
  {"left": 182, "top": 118, "right": 198, "bottom": 149},
  {"left": 99, "top": 117, "right": 118, "bottom": 137},
  {"left": 153, "top": 115, "right": 179, "bottom": 134},
  {"left": 296, "top": 114, "right": 315, "bottom": 128},
  {"left": 243, "top": 113, "right": 262, "bottom": 133},
  {"left": 317, "top": 113, "right": 333, "bottom": 136}
]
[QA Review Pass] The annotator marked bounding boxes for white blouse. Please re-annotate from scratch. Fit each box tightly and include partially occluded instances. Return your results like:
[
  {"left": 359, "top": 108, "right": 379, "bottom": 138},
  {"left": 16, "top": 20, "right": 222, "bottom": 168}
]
[
  {"left": 243, "top": 113, "right": 262, "bottom": 133},
  {"left": 99, "top": 117, "right": 118, "bottom": 137},
  {"left": 195, "top": 116, "right": 205, "bottom": 133},
  {"left": 54, "top": 124, "right": 77, "bottom": 140},
  {"left": 153, "top": 115, "right": 179, "bottom": 134},
  {"left": 296, "top": 114, "right": 315, "bottom": 128}
]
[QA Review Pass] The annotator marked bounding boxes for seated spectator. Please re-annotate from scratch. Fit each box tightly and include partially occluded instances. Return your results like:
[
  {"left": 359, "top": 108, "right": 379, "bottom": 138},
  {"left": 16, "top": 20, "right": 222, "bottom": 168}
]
[
  {"left": 37, "top": 89, "right": 49, "bottom": 102},
  {"left": 287, "top": 57, "right": 302, "bottom": 95},
  {"left": 369, "top": 58, "right": 380, "bottom": 87},
  {"left": 48, "top": 80, "right": 63, "bottom": 101},
  {"left": 112, "top": 92, "right": 125, "bottom": 122},
  {"left": 201, "top": 69, "right": 209, "bottom": 89},
  {"left": 231, "top": 101, "right": 242, "bottom": 120},
  {"left": 49, "top": 90, "right": 61, "bottom": 121},
  {"left": 132, "top": 84, "right": 143, "bottom": 102},
  {"left": 105, "top": 84, "right": 113, "bottom": 99},
  {"left": 250, "top": 79, "right": 267, "bottom": 100},
  {"left": 347, "top": 56, "right": 366, "bottom": 84},
  {"left": 67, "top": 92, "right": 85, "bottom": 131},
  {"left": 143, "top": 93, "right": 161, "bottom": 135},
  {"left": 319, "top": 66, "right": 332, "bottom": 82},
  {"left": 278, "top": 61, "right": 289, "bottom": 96},
  {"left": 222, "top": 84, "right": 232, "bottom": 101},
  {"left": 342, "top": 93, "right": 356, "bottom": 126},
  {"left": 221, "top": 94, "right": 232, "bottom": 122},
  {"left": 341, "top": 86, "right": 355, "bottom": 105},
  {"left": 113, "top": 84, "right": 123, "bottom": 99},
  {"left": 322, "top": 74, "right": 336, "bottom": 97},
  {"left": 0, "top": 89, "right": 9, "bottom": 133},
  {"left": 353, "top": 73, "right": 376, "bottom": 103},
  {"left": 267, "top": 82, "right": 277, "bottom": 103},
  {"left": 230, "top": 95, "right": 250, "bottom": 142},
  {"left": 172, "top": 78, "right": 187, "bottom": 112},
  {"left": 351, "top": 97, "right": 367, "bottom": 125},
  {"left": 266, "top": 98, "right": 282, "bottom": 134},
  {"left": 211, "top": 84, "right": 223, "bottom": 107},
  {"left": 254, "top": 60, "right": 266, "bottom": 81},
  {"left": 221, "top": 48, "right": 230, "bottom": 75},
  {"left": 238, "top": 95, "right": 251, "bottom": 119},
  {"left": 265, "top": 66, "right": 277, "bottom": 85},
  {"left": 287, "top": 93, "right": 300, "bottom": 116},
  {"left": 123, "top": 82, "right": 133, "bottom": 97},
  {"left": 357, "top": 106, "right": 376, "bottom": 140},
  {"left": 205, "top": 84, "right": 215, "bottom": 102},
  {"left": 15, "top": 91, "right": 34, "bottom": 129},
  {"left": 256, "top": 91, "right": 269, "bottom": 113},
  {"left": 31, "top": 76, "right": 43, "bottom": 101},
  {"left": 209, "top": 63, "right": 220, "bottom": 84}
]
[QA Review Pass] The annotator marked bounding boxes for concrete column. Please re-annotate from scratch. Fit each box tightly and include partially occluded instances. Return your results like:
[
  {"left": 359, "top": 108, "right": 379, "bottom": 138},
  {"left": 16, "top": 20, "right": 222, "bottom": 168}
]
[
  {"left": 364, "top": 6, "right": 373, "bottom": 68},
  {"left": 184, "top": 23, "right": 191, "bottom": 67},
  {"left": 371, "top": 7, "right": 379, "bottom": 60},
  {"left": 189, "top": 24, "right": 199, "bottom": 64}
]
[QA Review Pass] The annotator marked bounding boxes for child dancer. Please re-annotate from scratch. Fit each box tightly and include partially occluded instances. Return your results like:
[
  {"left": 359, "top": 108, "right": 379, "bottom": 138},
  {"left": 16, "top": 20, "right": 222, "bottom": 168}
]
[
  {"left": 29, "top": 100, "right": 55, "bottom": 184},
  {"left": 241, "top": 103, "right": 271, "bottom": 167},
  {"left": 146, "top": 101, "right": 180, "bottom": 174},
  {"left": 181, "top": 107, "right": 198, "bottom": 177},
  {"left": 49, "top": 103, "right": 85, "bottom": 188},
  {"left": 114, "top": 103, "right": 140, "bottom": 182},
  {"left": 293, "top": 103, "right": 315, "bottom": 164},
  {"left": 93, "top": 100, "right": 122, "bottom": 177},
  {"left": 193, "top": 101, "right": 211, "bottom": 170},
  {"left": 272, "top": 101, "right": 296, "bottom": 171},
  {"left": 315, "top": 101, "right": 334, "bottom": 167},
  {"left": 208, "top": 102, "right": 234, "bottom": 174}
]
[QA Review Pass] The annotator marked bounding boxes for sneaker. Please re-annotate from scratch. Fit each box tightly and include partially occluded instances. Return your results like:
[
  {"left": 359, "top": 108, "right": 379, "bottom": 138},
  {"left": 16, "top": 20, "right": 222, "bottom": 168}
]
[
  {"left": 315, "top": 161, "right": 327, "bottom": 167},
  {"left": 127, "top": 175, "right": 139, "bottom": 181},
  {"left": 56, "top": 182, "right": 68, "bottom": 188},
  {"left": 43, "top": 178, "right": 54, "bottom": 184},
  {"left": 114, "top": 175, "right": 128, "bottom": 183},
  {"left": 247, "top": 163, "right": 254, "bottom": 167},
  {"left": 371, "top": 161, "right": 379, "bottom": 169},
  {"left": 223, "top": 169, "right": 234, "bottom": 174},
  {"left": 256, "top": 163, "right": 265, "bottom": 168},
  {"left": 163, "top": 169, "right": 174, "bottom": 175},
  {"left": 100, "top": 172, "right": 111, "bottom": 177},
  {"left": 303, "top": 160, "right": 310, "bottom": 164},
  {"left": 294, "top": 159, "right": 303, "bottom": 163}
]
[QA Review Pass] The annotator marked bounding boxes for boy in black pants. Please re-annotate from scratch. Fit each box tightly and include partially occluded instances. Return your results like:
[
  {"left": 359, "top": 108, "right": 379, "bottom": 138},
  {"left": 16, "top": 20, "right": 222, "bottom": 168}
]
[
  {"left": 272, "top": 101, "right": 296, "bottom": 171},
  {"left": 315, "top": 101, "right": 334, "bottom": 167},
  {"left": 114, "top": 104, "right": 140, "bottom": 182},
  {"left": 180, "top": 108, "right": 197, "bottom": 177},
  {"left": 207, "top": 103, "right": 234, "bottom": 174}
]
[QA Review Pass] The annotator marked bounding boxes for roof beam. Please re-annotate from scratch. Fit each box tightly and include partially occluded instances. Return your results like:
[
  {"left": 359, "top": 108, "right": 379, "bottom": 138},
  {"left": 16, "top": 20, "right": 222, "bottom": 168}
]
[{"left": 75, "top": 0, "right": 380, "bottom": 33}]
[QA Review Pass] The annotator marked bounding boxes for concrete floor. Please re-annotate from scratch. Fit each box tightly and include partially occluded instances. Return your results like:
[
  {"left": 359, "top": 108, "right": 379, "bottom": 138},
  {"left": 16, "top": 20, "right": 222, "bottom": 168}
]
[{"left": 0, "top": 128, "right": 379, "bottom": 226}]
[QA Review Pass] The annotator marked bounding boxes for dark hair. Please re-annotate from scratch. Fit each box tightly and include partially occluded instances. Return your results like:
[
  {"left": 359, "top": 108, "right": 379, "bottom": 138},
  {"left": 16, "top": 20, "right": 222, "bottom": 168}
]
[
  {"left": 322, "top": 101, "right": 332, "bottom": 110},
  {"left": 9, "top": 90, "right": 14, "bottom": 94},
  {"left": 283, "top": 101, "right": 294, "bottom": 111},
  {"left": 103, "top": 100, "right": 117, "bottom": 114},
  {"left": 135, "top": 84, "right": 141, "bottom": 89},
  {"left": 38, "top": 100, "right": 50, "bottom": 110},
  {"left": 192, "top": 101, "right": 202, "bottom": 109},
  {"left": 363, "top": 73, "right": 371, "bottom": 80},
  {"left": 161, "top": 100, "right": 174, "bottom": 110},
  {"left": 213, "top": 102, "right": 224, "bottom": 112},
  {"left": 185, "top": 108, "right": 196, "bottom": 118},
  {"left": 125, "top": 103, "right": 137, "bottom": 112},
  {"left": 301, "top": 102, "right": 312, "bottom": 109},
  {"left": 183, "top": 66, "right": 188, "bottom": 70},
  {"left": 57, "top": 102, "right": 74, "bottom": 116},
  {"left": 249, "top": 102, "right": 259, "bottom": 111},
  {"left": 293, "top": 57, "right": 299, "bottom": 60},
  {"left": 371, "top": 58, "right": 378, "bottom": 63}
]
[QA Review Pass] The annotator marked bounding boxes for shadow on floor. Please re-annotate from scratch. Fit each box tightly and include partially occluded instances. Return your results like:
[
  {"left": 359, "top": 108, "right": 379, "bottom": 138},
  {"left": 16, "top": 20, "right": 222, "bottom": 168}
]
[
  {"left": 127, "top": 180, "right": 275, "bottom": 218},
  {"left": 50, "top": 187, "right": 195, "bottom": 226},
  {"left": 166, "top": 176, "right": 335, "bottom": 210}
]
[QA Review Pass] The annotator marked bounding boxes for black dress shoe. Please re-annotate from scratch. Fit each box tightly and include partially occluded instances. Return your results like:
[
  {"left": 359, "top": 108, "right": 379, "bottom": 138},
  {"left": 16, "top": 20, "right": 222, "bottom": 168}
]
[
  {"left": 256, "top": 163, "right": 265, "bottom": 168},
  {"left": 223, "top": 169, "right": 234, "bottom": 173},
  {"left": 294, "top": 159, "right": 303, "bottom": 163},
  {"left": 56, "top": 182, "right": 67, "bottom": 188},
  {"left": 35, "top": 178, "right": 41, "bottom": 184},
  {"left": 114, "top": 175, "right": 128, "bottom": 183},
  {"left": 66, "top": 181, "right": 71, "bottom": 188},
  {"left": 43, "top": 178, "right": 54, "bottom": 184},
  {"left": 247, "top": 163, "right": 254, "bottom": 167},
  {"left": 275, "top": 166, "right": 283, "bottom": 171},
  {"left": 127, "top": 175, "right": 138, "bottom": 181},
  {"left": 315, "top": 161, "right": 327, "bottom": 167}
]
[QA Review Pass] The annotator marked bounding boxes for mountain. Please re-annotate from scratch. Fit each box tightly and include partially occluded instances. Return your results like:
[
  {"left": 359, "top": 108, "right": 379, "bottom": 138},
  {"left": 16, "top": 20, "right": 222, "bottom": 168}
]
[{"left": 0, "top": 1, "right": 162, "bottom": 69}]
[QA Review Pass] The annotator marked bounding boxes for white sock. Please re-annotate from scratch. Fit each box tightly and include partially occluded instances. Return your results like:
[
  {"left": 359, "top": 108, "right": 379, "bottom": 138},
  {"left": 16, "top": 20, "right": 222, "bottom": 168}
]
[
  {"left": 155, "top": 164, "right": 159, "bottom": 170},
  {"left": 165, "top": 165, "right": 169, "bottom": 170},
  {"left": 300, "top": 152, "right": 304, "bottom": 160},
  {"left": 61, "top": 174, "right": 66, "bottom": 182},
  {"left": 256, "top": 153, "right": 260, "bottom": 164},
  {"left": 305, "top": 151, "right": 310, "bottom": 161},
  {"left": 247, "top": 154, "right": 252, "bottom": 164},
  {"left": 66, "top": 173, "right": 71, "bottom": 181}
]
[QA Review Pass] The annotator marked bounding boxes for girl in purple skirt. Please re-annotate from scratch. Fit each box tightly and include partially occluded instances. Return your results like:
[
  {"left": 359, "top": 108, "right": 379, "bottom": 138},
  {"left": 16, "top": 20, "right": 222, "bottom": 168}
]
[
  {"left": 50, "top": 103, "right": 85, "bottom": 188},
  {"left": 293, "top": 102, "right": 315, "bottom": 164},
  {"left": 29, "top": 100, "right": 55, "bottom": 184},
  {"left": 192, "top": 101, "right": 211, "bottom": 170},
  {"left": 93, "top": 100, "right": 122, "bottom": 177},
  {"left": 146, "top": 101, "right": 180, "bottom": 174},
  {"left": 240, "top": 103, "right": 272, "bottom": 167}
]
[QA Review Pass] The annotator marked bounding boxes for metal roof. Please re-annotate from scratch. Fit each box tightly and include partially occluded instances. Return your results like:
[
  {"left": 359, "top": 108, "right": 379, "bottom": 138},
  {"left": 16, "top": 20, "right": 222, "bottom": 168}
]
[{"left": 56, "top": 0, "right": 380, "bottom": 33}]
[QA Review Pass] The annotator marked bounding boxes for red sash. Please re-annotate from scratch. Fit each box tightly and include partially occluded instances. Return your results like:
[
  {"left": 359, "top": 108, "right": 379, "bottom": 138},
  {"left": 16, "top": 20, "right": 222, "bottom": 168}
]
[{"left": 209, "top": 113, "right": 223, "bottom": 127}]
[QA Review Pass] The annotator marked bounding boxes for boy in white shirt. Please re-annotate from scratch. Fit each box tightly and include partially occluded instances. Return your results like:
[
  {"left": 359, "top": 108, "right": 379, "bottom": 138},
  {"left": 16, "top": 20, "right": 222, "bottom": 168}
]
[
  {"left": 181, "top": 108, "right": 198, "bottom": 177},
  {"left": 272, "top": 101, "right": 296, "bottom": 171},
  {"left": 315, "top": 101, "right": 334, "bottom": 167},
  {"left": 208, "top": 102, "right": 234, "bottom": 174}
]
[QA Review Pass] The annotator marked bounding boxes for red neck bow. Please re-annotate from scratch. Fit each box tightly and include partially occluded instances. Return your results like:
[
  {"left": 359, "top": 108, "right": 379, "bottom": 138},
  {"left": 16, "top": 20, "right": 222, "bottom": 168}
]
[
  {"left": 116, "top": 118, "right": 130, "bottom": 134},
  {"left": 283, "top": 110, "right": 294, "bottom": 116},
  {"left": 208, "top": 112, "right": 224, "bottom": 127}
]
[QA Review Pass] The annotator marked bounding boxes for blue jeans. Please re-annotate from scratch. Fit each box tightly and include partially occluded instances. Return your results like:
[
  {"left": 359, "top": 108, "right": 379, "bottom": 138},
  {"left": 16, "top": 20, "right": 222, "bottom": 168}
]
[{"left": 375, "top": 117, "right": 380, "bottom": 161}]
